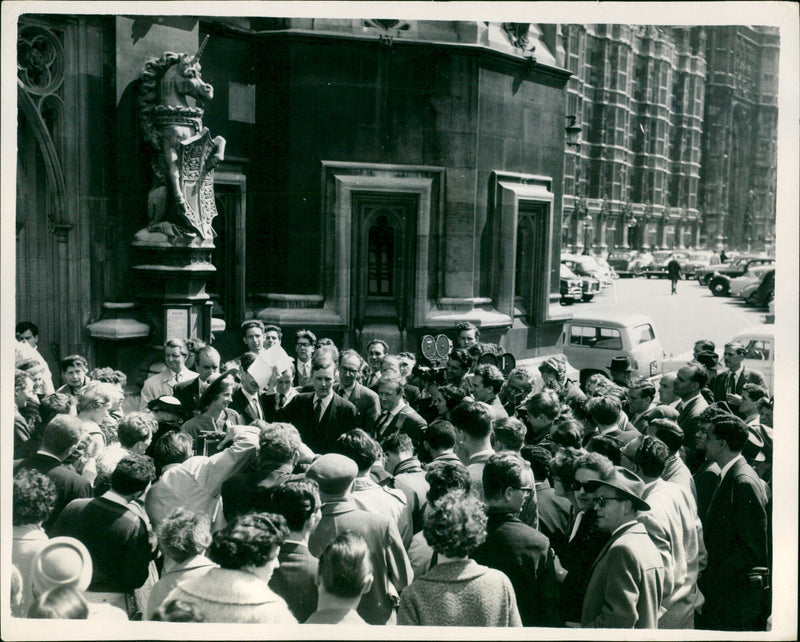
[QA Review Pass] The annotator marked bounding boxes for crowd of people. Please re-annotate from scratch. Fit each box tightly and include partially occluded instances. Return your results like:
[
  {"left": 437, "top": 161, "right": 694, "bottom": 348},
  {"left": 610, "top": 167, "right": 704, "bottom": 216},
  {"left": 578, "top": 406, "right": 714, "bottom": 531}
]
[{"left": 11, "top": 319, "right": 773, "bottom": 630}]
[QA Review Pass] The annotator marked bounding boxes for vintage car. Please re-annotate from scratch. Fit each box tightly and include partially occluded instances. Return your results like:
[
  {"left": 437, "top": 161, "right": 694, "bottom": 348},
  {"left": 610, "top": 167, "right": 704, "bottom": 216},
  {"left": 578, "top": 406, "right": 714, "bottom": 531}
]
[
  {"left": 681, "top": 250, "right": 715, "bottom": 278},
  {"left": 731, "top": 325, "right": 774, "bottom": 392},
  {"left": 729, "top": 264, "right": 774, "bottom": 298},
  {"left": 644, "top": 250, "right": 688, "bottom": 278},
  {"left": 560, "top": 264, "right": 584, "bottom": 305},
  {"left": 697, "top": 254, "right": 771, "bottom": 286},
  {"left": 708, "top": 257, "right": 775, "bottom": 296},
  {"left": 557, "top": 312, "right": 664, "bottom": 385},
  {"left": 606, "top": 250, "right": 646, "bottom": 278},
  {"left": 742, "top": 268, "right": 774, "bottom": 307},
  {"left": 561, "top": 253, "right": 612, "bottom": 290}
]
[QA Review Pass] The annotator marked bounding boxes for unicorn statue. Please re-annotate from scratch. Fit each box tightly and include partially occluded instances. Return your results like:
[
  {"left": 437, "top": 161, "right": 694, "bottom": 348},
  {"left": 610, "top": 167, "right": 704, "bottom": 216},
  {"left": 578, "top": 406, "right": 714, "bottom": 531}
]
[{"left": 138, "top": 36, "right": 226, "bottom": 243}]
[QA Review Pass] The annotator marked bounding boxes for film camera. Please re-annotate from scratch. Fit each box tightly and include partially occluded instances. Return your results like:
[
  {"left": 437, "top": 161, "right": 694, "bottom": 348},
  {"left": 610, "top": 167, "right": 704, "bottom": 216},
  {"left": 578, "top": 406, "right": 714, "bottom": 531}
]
[{"left": 413, "top": 334, "right": 453, "bottom": 385}]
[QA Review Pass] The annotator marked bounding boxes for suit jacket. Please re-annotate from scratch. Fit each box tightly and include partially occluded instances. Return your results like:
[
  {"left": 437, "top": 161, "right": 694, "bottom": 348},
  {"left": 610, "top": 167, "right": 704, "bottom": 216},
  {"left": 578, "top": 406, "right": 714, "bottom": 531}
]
[
  {"left": 580, "top": 521, "right": 665, "bottom": 629},
  {"left": 261, "top": 389, "right": 297, "bottom": 423},
  {"left": 698, "top": 456, "right": 770, "bottom": 631},
  {"left": 282, "top": 392, "right": 358, "bottom": 454},
  {"left": 140, "top": 368, "right": 197, "bottom": 410},
  {"left": 14, "top": 453, "right": 93, "bottom": 533},
  {"left": 711, "top": 367, "right": 768, "bottom": 403},
  {"left": 14, "top": 407, "right": 34, "bottom": 460},
  {"left": 309, "top": 498, "right": 412, "bottom": 625},
  {"left": 534, "top": 481, "right": 572, "bottom": 558},
  {"left": 639, "top": 479, "right": 706, "bottom": 629},
  {"left": 173, "top": 377, "right": 203, "bottom": 419},
  {"left": 471, "top": 510, "right": 561, "bottom": 627},
  {"left": 52, "top": 495, "right": 154, "bottom": 592},
  {"left": 229, "top": 388, "right": 266, "bottom": 424},
  {"left": 295, "top": 360, "right": 313, "bottom": 389},
  {"left": 693, "top": 459, "right": 721, "bottom": 527},
  {"left": 269, "top": 541, "right": 319, "bottom": 623},
  {"left": 337, "top": 382, "right": 381, "bottom": 430},
  {"left": 370, "top": 404, "right": 427, "bottom": 448},
  {"left": 559, "top": 509, "right": 610, "bottom": 624}
]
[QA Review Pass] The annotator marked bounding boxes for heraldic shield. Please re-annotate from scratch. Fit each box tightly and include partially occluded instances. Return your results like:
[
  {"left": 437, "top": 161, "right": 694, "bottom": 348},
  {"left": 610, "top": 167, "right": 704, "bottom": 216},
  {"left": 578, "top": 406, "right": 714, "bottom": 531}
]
[{"left": 178, "top": 128, "right": 219, "bottom": 240}]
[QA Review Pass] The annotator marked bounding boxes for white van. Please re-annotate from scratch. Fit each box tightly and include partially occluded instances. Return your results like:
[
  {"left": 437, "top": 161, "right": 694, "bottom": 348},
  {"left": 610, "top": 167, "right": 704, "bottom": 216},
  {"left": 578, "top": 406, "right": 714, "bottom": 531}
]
[
  {"left": 558, "top": 312, "right": 664, "bottom": 385},
  {"left": 731, "top": 325, "right": 774, "bottom": 393}
]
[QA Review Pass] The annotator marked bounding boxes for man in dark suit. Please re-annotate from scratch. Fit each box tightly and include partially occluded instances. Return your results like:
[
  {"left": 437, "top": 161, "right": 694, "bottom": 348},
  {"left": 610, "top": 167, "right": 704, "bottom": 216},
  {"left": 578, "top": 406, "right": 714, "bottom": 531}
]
[
  {"left": 262, "top": 366, "right": 299, "bottom": 422},
  {"left": 229, "top": 352, "right": 267, "bottom": 424},
  {"left": 14, "top": 414, "right": 93, "bottom": 533},
  {"left": 337, "top": 349, "right": 380, "bottom": 430},
  {"left": 267, "top": 479, "right": 321, "bottom": 623},
  {"left": 370, "top": 371, "right": 427, "bottom": 450},
  {"left": 174, "top": 345, "right": 221, "bottom": 419},
  {"left": 698, "top": 414, "right": 770, "bottom": 631},
  {"left": 674, "top": 361, "right": 710, "bottom": 471},
  {"left": 307, "top": 454, "right": 413, "bottom": 625},
  {"left": 293, "top": 329, "right": 317, "bottom": 389},
  {"left": 712, "top": 342, "right": 768, "bottom": 412},
  {"left": 471, "top": 453, "right": 560, "bottom": 627},
  {"left": 51, "top": 453, "right": 157, "bottom": 611},
  {"left": 282, "top": 353, "right": 358, "bottom": 454}
]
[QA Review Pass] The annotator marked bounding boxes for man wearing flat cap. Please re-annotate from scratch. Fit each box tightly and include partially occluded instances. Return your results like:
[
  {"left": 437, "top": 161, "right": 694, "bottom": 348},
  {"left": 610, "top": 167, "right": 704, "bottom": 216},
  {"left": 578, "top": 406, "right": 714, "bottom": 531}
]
[
  {"left": 580, "top": 466, "right": 665, "bottom": 629},
  {"left": 306, "top": 454, "right": 413, "bottom": 625}
]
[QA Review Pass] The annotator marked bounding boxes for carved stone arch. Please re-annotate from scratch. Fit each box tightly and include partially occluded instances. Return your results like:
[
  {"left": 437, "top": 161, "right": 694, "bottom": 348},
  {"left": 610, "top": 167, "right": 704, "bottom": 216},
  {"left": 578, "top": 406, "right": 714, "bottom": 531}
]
[{"left": 17, "top": 86, "right": 69, "bottom": 235}]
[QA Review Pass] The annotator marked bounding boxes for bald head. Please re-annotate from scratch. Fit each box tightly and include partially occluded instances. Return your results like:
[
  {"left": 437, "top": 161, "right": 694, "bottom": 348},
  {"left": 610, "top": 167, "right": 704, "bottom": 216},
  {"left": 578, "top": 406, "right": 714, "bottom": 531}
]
[{"left": 658, "top": 372, "right": 678, "bottom": 404}]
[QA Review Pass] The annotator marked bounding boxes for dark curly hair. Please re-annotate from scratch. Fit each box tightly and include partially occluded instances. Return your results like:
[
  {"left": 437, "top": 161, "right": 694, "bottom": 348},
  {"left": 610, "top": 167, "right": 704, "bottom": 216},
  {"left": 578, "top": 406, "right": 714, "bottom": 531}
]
[
  {"left": 13, "top": 469, "right": 57, "bottom": 526},
  {"left": 550, "top": 446, "right": 584, "bottom": 487},
  {"left": 333, "top": 429, "right": 380, "bottom": 471},
  {"left": 423, "top": 490, "right": 487, "bottom": 557},
  {"left": 208, "top": 512, "right": 289, "bottom": 570},
  {"left": 425, "top": 460, "right": 472, "bottom": 504}
]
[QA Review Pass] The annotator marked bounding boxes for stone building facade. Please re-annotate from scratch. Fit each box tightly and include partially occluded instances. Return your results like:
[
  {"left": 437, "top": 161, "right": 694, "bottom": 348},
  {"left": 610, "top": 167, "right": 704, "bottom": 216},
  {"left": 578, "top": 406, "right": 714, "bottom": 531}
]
[
  {"left": 14, "top": 15, "right": 576, "bottom": 390},
  {"left": 561, "top": 24, "right": 778, "bottom": 255}
]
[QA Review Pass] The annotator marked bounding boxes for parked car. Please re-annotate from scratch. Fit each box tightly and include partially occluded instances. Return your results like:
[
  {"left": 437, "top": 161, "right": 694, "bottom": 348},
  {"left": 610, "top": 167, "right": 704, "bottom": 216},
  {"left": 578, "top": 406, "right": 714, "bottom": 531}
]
[
  {"left": 557, "top": 312, "right": 664, "bottom": 386},
  {"left": 730, "top": 325, "right": 774, "bottom": 393},
  {"left": 698, "top": 255, "right": 772, "bottom": 286},
  {"left": 743, "top": 268, "right": 774, "bottom": 307},
  {"left": 560, "top": 264, "right": 583, "bottom": 305},
  {"left": 708, "top": 257, "right": 775, "bottom": 296},
  {"left": 681, "top": 250, "right": 715, "bottom": 278},
  {"left": 606, "top": 250, "right": 646, "bottom": 278},
  {"left": 561, "top": 253, "right": 612, "bottom": 290},
  {"left": 645, "top": 250, "right": 688, "bottom": 278},
  {"left": 729, "top": 264, "right": 774, "bottom": 298}
]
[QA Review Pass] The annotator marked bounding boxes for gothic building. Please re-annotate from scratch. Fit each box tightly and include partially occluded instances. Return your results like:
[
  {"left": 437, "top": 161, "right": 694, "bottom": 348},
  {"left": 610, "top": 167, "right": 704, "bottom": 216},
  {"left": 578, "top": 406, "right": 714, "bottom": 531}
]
[{"left": 561, "top": 24, "right": 778, "bottom": 254}]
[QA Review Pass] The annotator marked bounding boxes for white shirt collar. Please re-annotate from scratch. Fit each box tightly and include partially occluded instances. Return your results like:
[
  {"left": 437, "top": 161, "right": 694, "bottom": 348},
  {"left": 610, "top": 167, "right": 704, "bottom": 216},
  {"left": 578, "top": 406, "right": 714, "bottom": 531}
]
[
  {"left": 385, "top": 398, "right": 406, "bottom": 418},
  {"left": 730, "top": 365, "right": 744, "bottom": 379},
  {"left": 101, "top": 489, "right": 131, "bottom": 508},
  {"left": 718, "top": 453, "right": 744, "bottom": 481}
]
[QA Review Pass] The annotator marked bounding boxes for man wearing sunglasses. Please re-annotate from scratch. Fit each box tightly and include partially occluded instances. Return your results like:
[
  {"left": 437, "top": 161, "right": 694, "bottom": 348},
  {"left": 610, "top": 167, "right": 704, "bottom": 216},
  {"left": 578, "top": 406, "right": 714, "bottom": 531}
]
[{"left": 580, "top": 467, "right": 665, "bottom": 629}]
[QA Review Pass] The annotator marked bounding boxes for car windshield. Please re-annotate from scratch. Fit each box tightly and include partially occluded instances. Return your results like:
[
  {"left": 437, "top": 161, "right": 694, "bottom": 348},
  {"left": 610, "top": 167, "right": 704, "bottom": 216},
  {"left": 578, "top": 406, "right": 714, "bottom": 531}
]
[{"left": 652, "top": 251, "right": 673, "bottom": 261}]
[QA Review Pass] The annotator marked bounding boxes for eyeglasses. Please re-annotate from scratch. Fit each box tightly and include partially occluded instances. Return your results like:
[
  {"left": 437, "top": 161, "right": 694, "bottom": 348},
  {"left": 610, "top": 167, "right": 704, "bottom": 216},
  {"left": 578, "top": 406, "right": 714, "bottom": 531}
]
[
  {"left": 571, "top": 480, "right": 596, "bottom": 492},
  {"left": 593, "top": 496, "right": 625, "bottom": 508},
  {"left": 513, "top": 486, "right": 534, "bottom": 496}
]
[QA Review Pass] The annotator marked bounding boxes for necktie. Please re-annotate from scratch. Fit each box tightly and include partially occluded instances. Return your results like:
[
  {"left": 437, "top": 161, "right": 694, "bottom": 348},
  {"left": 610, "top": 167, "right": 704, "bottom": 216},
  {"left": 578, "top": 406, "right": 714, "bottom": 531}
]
[
  {"left": 375, "top": 411, "right": 391, "bottom": 435},
  {"left": 251, "top": 397, "right": 262, "bottom": 420},
  {"left": 278, "top": 393, "right": 285, "bottom": 409},
  {"left": 315, "top": 398, "right": 324, "bottom": 423},
  {"left": 728, "top": 371, "right": 738, "bottom": 393}
]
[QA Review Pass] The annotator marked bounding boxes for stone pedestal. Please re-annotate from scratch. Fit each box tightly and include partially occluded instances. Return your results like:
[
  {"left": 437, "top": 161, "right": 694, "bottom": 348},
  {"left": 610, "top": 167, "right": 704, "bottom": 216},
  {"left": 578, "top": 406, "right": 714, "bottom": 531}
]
[{"left": 131, "top": 236, "right": 216, "bottom": 345}]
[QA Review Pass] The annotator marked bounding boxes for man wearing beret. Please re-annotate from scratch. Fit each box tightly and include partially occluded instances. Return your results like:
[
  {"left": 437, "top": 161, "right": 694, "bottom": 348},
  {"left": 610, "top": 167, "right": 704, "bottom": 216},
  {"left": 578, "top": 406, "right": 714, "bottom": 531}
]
[
  {"left": 306, "top": 454, "right": 413, "bottom": 625},
  {"left": 580, "top": 466, "right": 665, "bottom": 628}
]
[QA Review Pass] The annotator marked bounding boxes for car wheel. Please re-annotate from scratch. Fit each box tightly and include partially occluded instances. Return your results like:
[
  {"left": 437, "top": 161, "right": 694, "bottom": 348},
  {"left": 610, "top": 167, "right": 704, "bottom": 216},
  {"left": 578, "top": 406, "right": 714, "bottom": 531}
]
[
  {"left": 582, "top": 294, "right": 594, "bottom": 302},
  {"left": 710, "top": 280, "right": 729, "bottom": 296},
  {"left": 560, "top": 297, "right": 572, "bottom": 306},
  {"left": 646, "top": 274, "right": 651, "bottom": 279}
]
